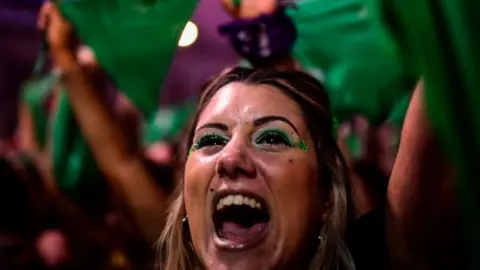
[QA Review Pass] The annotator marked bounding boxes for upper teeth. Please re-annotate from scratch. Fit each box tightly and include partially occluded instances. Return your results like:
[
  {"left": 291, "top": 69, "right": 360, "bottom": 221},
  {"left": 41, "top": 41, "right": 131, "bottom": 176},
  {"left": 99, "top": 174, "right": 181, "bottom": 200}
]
[{"left": 216, "top": 194, "right": 262, "bottom": 211}]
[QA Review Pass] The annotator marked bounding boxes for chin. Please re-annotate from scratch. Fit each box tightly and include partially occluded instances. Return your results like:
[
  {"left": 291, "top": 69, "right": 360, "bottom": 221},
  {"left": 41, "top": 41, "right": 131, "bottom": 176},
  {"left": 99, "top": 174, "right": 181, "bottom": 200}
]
[{"left": 203, "top": 242, "right": 278, "bottom": 270}]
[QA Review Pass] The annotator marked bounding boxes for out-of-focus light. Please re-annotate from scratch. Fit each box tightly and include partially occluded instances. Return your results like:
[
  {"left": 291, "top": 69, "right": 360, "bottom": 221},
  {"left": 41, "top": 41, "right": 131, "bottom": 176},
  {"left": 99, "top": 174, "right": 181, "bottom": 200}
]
[{"left": 178, "top": 21, "right": 198, "bottom": 47}]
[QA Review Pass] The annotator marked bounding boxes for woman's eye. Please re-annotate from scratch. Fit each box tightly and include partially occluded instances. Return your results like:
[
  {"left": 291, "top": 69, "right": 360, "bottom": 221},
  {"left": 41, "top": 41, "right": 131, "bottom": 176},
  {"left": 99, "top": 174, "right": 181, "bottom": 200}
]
[
  {"left": 255, "top": 131, "right": 292, "bottom": 146},
  {"left": 195, "top": 135, "right": 228, "bottom": 149}
]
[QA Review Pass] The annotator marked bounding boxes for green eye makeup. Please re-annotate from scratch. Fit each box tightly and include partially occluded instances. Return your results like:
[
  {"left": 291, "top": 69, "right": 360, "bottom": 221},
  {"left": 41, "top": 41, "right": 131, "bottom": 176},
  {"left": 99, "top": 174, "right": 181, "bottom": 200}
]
[
  {"left": 189, "top": 133, "right": 229, "bottom": 154},
  {"left": 253, "top": 129, "right": 295, "bottom": 146},
  {"left": 188, "top": 129, "right": 309, "bottom": 155},
  {"left": 297, "top": 140, "right": 308, "bottom": 152},
  {"left": 253, "top": 128, "right": 309, "bottom": 152}
]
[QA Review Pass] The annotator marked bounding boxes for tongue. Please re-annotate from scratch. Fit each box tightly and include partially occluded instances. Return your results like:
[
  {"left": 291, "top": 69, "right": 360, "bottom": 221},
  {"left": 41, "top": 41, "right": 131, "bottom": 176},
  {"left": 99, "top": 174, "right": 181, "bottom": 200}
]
[{"left": 221, "top": 222, "right": 268, "bottom": 243}]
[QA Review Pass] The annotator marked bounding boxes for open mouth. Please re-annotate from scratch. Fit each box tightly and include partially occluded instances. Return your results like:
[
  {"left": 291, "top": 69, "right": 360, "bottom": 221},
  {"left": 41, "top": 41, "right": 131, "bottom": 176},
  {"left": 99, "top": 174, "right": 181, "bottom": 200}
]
[{"left": 212, "top": 193, "right": 270, "bottom": 248}]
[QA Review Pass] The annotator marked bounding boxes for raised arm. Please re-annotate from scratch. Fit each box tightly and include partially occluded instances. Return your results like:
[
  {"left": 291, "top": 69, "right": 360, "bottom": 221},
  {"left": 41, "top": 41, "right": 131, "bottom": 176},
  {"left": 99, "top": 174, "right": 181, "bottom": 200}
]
[
  {"left": 387, "top": 82, "right": 464, "bottom": 269},
  {"left": 17, "top": 104, "right": 41, "bottom": 155},
  {"left": 39, "top": 2, "right": 169, "bottom": 242}
]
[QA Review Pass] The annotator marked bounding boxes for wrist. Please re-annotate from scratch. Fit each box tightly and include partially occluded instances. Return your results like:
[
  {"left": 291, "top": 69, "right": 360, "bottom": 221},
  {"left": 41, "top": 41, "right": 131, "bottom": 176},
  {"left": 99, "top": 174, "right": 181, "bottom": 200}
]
[{"left": 51, "top": 49, "right": 77, "bottom": 71}]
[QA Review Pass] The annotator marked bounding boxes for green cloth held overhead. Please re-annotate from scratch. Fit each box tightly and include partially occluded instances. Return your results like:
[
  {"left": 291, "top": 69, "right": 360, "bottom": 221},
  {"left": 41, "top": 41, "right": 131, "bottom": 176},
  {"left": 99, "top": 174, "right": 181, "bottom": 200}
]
[
  {"left": 20, "top": 45, "right": 56, "bottom": 149},
  {"left": 288, "top": 0, "right": 416, "bottom": 125},
  {"left": 52, "top": 91, "right": 109, "bottom": 216},
  {"left": 369, "top": 0, "right": 480, "bottom": 268},
  {"left": 58, "top": 0, "right": 198, "bottom": 118},
  {"left": 47, "top": 0, "right": 198, "bottom": 209},
  {"left": 19, "top": 47, "right": 108, "bottom": 214},
  {"left": 21, "top": 73, "right": 58, "bottom": 149}
]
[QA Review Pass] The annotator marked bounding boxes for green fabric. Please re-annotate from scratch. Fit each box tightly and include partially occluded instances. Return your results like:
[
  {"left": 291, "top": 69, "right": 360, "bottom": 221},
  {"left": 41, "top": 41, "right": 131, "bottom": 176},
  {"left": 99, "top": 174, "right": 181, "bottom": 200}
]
[
  {"left": 52, "top": 91, "right": 109, "bottom": 212},
  {"left": 370, "top": 0, "right": 480, "bottom": 267},
  {"left": 20, "top": 44, "right": 57, "bottom": 149},
  {"left": 289, "top": 0, "right": 416, "bottom": 125},
  {"left": 344, "top": 134, "right": 362, "bottom": 159},
  {"left": 58, "top": 0, "right": 198, "bottom": 118},
  {"left": 387, "top": 93, "right": 411, "bottom": 127},
  {"left": 21, "top": 73, "right": 59, "bottom": 149},
  {"left": 143, "top": 101, "right": 196, "bottom": 145},
  {"left": 232, "top": 0, "right": 241, "bottom": 9},
  {"left": 49, "top": 0, "right": 197, "bottom": 206},
  {"left": 18, "top": 47, "right": 107, "bottom": 211}
]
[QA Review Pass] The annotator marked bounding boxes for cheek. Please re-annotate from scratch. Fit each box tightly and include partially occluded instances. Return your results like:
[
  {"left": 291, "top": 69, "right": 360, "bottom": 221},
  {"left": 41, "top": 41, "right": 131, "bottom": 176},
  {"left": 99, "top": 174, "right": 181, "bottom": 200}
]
[
  {"left": 184, "top": 156, "right": 215, "bottom": 201},
  {"left": 268, "top": 152, "right": 319, "bottom": 203},
  {"left": 267, "top": 153, "right": 320, "bottom": 249},
  {"left": 184, "top": 161, "right": 206, "bottom": 218},
  {"left": 183, "top": 157, "right": 216, "bottom": 243}
]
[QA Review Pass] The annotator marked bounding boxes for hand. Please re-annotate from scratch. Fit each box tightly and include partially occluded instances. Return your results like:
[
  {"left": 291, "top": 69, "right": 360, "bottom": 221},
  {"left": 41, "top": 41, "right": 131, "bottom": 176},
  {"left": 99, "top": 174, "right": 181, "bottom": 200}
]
[
  {"left": 37, "top": 1, "right": 76, "bottom": 69},
  {"left": 221, "top": 0, "right": 277, "bottom": 19}
]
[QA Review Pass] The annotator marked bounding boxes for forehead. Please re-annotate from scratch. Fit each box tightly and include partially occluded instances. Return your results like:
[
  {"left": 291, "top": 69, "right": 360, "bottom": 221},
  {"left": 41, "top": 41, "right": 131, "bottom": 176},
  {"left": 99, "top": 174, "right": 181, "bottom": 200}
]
[{"left": 197, "top": 82, "right": 303, "bottom": 128}]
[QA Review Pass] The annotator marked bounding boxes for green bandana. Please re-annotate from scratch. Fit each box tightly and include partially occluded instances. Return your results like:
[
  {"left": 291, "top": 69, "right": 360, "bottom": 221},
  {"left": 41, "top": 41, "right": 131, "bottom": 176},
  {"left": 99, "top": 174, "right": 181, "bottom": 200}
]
[
  {"left": 21, "top": 75, "right": 59, "bottom": 149},
  {"left": 46, "top": 0, "right": 198, "bottom": 210},
  {"left": 51, "top": 90, "right": 109, "bottom": 210},
  {"left": 289, "top": 0, "right": 416, "bottom": 125},
  {"left": 58, "top": 0, "right": 198, "bottom": 118}
]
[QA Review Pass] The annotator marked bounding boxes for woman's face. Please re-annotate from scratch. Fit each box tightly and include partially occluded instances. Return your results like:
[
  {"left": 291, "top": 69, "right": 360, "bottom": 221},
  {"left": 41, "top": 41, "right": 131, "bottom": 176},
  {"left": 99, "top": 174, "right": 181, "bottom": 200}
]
[{"left": 184, "top": 82, "right": 323, "bottom": 270}]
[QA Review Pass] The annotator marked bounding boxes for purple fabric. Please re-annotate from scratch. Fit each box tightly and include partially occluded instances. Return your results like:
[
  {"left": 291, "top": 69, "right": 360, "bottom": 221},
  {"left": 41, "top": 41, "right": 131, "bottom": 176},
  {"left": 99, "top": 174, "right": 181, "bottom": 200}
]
[
  {"left": 158, "top": 0, "right": 239, "bottom": 106},
  {"left": 218, "top": 8, "right": 297, "bottom": 64},
  {"left": 0, "top": 32, "right": 42, "bottom": 138}
]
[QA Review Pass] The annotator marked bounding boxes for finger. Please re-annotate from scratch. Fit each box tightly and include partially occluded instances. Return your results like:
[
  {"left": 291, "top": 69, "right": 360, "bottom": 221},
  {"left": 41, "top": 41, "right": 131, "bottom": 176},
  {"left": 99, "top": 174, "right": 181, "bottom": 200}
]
[
  {"left": 76, "top": 45, "right": 98, "bottom": 67},
  {"left": 37, "top": 2, "right": 52, "bottom": 29}
]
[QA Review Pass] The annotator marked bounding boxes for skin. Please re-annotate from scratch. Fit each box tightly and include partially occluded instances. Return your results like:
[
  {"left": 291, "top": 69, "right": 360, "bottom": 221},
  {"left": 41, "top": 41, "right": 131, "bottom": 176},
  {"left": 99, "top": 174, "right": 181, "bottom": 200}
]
[
  {"left": 221, "top": 0, "right": 277, "bottom": 19},
  {"left": 38, "top": 2, "right": 169, "bottom": 242},
  {"left": 185, "top": 83, "right": 323, "bottom": 270},
  {"left": 387, "top": 83, "right": 461, "bottom": 269}
]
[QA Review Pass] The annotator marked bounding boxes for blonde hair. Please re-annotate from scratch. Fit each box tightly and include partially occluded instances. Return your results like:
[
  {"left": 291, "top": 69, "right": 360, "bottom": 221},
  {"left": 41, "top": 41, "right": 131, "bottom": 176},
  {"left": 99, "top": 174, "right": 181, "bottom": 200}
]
[{"left": 158, "top": 67, "right": 355, "bottom": 270}]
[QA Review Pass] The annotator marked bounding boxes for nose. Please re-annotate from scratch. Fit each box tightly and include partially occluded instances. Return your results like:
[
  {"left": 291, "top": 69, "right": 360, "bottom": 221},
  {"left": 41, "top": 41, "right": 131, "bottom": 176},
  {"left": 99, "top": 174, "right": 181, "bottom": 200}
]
[{"left": 215, "top": 140, "right": 256, "bottom": 180}]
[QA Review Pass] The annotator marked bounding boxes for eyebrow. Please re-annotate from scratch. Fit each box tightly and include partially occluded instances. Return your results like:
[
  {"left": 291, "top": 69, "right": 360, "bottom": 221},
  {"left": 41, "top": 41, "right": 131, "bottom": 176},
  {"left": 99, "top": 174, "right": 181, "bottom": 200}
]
[
  {"left": 253, "top": 115, "right": 299, "bottom": 135},
  {"left": 197, "top": 115, "right": 299, "bottom": 135},
  {"left": 196, "top": 122, "right": 229, "bottom": 132}
]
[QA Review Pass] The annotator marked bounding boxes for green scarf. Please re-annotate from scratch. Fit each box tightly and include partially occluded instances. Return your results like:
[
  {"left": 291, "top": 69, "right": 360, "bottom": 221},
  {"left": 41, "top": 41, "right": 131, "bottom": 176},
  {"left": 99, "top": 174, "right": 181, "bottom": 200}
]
[
  {"left": 58, "top": 0, "right": 198, "bottom": 117},
  {"left": 52, "top": 91, "right": 109, "bottom": 214},
  {"left": 50, "top": 0, "right": 197, "bottom": 210},
  {"left": 289, "top": 0, "right": 416, "bottom": 125},
  {"left": 20, "top": 48, "right": 57, "bottom": 149}
]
